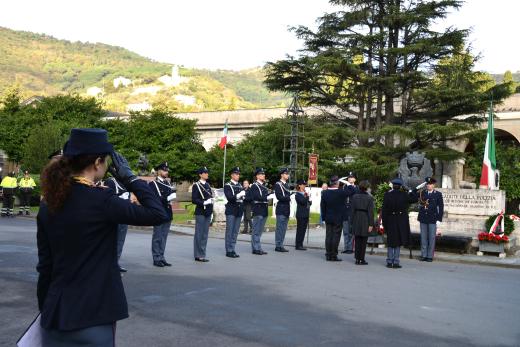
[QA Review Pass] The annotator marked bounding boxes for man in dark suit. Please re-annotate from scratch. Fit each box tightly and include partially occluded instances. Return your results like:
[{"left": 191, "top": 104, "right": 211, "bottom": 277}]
[
  {"left": 274, "top": 167, "right": 291, "bottom": 252},
  {"left": 320, "top": 175, "right": 349, "bottom": 261},
  {"left": 381, "top": 178, "right": 417, "bottom": 268},
  {"left": 418, "top": 177, "right": 444, "bottom": 262}
]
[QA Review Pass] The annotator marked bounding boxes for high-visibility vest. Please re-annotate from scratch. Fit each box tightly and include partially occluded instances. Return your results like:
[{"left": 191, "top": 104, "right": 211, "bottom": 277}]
[
  {"left": 1, "top": 176, "right": 18, "bottom": 189},
  {"left": 19, "top": 177, "right": 36, "bottom": 189}
]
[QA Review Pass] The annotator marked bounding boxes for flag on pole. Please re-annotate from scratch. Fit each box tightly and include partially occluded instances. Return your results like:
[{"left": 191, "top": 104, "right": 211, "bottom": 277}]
[
  {"left": 219, "top": 120, "right": 228, "bottom": 149},
  {"left": 479, "top": 102, "right": 497, "bottom": 189}
]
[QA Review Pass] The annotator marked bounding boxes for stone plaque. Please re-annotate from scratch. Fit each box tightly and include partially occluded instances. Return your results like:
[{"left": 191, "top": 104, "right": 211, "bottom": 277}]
[{"left": 437, "top": 188, "right": 506, "bottom": 216}]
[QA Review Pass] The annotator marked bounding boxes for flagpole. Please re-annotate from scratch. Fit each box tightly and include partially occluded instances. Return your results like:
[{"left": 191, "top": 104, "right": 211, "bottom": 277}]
[{"left": 222, "top": 143, "right": 227, "bottom": 187}]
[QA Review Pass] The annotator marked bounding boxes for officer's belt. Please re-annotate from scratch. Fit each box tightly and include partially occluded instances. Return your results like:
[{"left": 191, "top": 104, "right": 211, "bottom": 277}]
[
  {"left": 391, "top": 211, "right": 405, "bottom": 215},
  {"left": 253, "top": 201, "right": 268, "bottom": 204}
]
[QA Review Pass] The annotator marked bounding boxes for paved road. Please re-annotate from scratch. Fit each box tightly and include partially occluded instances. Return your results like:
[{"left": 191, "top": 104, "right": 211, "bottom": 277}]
[{"left": 1, "top": 218, "right": 519, "bottom": 347}]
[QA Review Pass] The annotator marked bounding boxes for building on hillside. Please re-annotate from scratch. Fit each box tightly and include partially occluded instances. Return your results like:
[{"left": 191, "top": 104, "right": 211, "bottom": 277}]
[
  {"left": 113, "top": 76, "right": 132, "bottom": 88},
  {"left": 86, "top": 86, "right": 104, "bottom": 98},
  {"left": 158, "top": 65, "right": 186, "bottom": 87},
  {"left": 127, "top": 102, "right": 152, "bottom": 112},
  {"left": 21, "top": 96, "right": 44, "bottom": 107}
]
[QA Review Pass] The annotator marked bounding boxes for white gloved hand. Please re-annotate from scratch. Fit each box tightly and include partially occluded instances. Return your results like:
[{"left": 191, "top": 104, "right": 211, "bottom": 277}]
[
  {"left": 436, "top": 221, "right": 442, "bottom": 227},
  {"left": 267, "top": 193, "right": 275, "bottom": 200},
  {"left": 389, "top": 182, "right": 393, "bottom": 189},
  {"left": 203, "top": 198, "right": 214, "bottom": 205},
  {"left": 167, "top": 192, "right": 177, "bottom": 202},
  {"left": 416, "top": 182, "right": 427, "bottom": 190},
  {"left": 236, "top": 190, "right": 246, "bottom": 199},
  {"left": 338, "top": 178, "right": 348, "bottom": 185}
]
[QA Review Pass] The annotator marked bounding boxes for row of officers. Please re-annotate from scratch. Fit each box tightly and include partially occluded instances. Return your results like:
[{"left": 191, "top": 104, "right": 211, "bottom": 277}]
[
  {"left": 141, "top": 164, "right": 443, "bottom": 269},
  {"left": 1, "top": 170, "right": 37, "bottom": 217}
]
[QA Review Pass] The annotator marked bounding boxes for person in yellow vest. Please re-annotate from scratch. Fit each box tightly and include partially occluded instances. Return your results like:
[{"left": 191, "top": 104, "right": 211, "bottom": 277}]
[
  {"left": 18, "top": 170, "right": 36, "bottom": 215},
  {"left": 1, "top": 171, "right": 18, "bottom": 217}
]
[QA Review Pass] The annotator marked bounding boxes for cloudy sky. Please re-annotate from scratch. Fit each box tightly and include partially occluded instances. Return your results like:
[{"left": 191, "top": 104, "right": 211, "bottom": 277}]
[{"left": 0, "top": 0, "right": 518, "bottom": 73}]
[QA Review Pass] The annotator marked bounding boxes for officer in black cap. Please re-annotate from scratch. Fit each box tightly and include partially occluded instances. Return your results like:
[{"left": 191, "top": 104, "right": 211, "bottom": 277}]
[
  {"left": 417, "top": 176, "right": 444, "bottom": 262},
  {"left": 245, "top": 167, "right": 274, "bottom": 255},
  {"left": 340, "top": 171, "right": 359, "bottom": 254},
  {"left": 149, "top": 162, "right": 176, "bottom": 267},
  {"left": 274, "top": 167, "right": 291, "bottom": 252},
  {"left": 381, "top": 178, "right": 417, "bottom": 268},
  {"left": 224, "top": 166, "right": 246, "bottom": 258},
  {"left": 192, "top": 166, "right": 213, "bottom": 262},
  {"left": 295, "top": 179, "right": 311, "bottom": 250}
]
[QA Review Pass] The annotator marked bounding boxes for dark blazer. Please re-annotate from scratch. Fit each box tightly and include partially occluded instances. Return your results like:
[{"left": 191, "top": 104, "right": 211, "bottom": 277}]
[
  {"left": 36, "top": 180, "right": 167, "bottom": 331},
  {"left": 246, "top": 181, "right": 269, "bottom": 217},
  {"left": 417, "top": 190, "right": 444, "bottom": 224},
  {"left": 224, "top": 181, "right": 244, "bottom": 217},
  {"left": 342, "top": 184, "right": 359, "bottom": 221},
  {"left": 350, "top": 192, "right": 375, "bottom": 237},
  {"left": 382, "top": 189, "right": 416, "bottom": 247},
  {"left": 320, "top": 188, "right": 348, "bottom": 225},
  {"left": 149, "top": 177, "right": 175, "bottom": 221},
  {"left": 191, "top": 180, "right": 213, "bottom": 217},
  {"left": 295, "top": 191, "right": 311, "bottom": 219},
  {"left": 274, "top": 181, "right": 291, "bottom": 217}
]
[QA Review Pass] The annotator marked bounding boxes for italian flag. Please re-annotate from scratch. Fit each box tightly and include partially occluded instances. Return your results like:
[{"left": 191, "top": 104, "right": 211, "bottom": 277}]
[
  {"left": 219, "top": 120, "right": 228, "bottom": 149},
  {"left": 479, "top": 103, "right": 497, "bottom": 189}
]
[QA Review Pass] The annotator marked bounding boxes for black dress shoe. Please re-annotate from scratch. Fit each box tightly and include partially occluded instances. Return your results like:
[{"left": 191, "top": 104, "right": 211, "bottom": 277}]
[
  {"left": 419, "top": 257, "right": 426, "bottom": 261},
  {"left": 393, "top": 264, "right": 402, "bottom": 268},
  {"left": 161, "top": 260, "right": 172, "bottom": 266},
  {"left": 359, "top": 260, "right": 368, "bottom": 265},
  {"left": 386, "top": 263, "right": 393, "bottom": 268},
  {"left": 275, "top": 247, "right": 289, "bottom": 252},
  {"left": 153, "top": 261, "right": 164, "bottom": 267},
  {"left": 341, "top": 250, "right": 353, "bottom": 254},
  {"left": 226, "top": 252, "right": 240, "bottom": 258},
  {"left": 195, "top": 258, "right": 209, "bottom": 262},
  {"left": 295, "top": 246, "right": 307, "bottom": 251},
  {"left": 426, "top": 258, "right": 433, "bottom": 262},
  {"left": 119, "top": 266, "right": 127, "bottom": 273}
]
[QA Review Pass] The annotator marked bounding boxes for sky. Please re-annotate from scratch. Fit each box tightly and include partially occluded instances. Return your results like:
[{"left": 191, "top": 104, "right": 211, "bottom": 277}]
[{"left": 0, "top": 0, "right": 518, "bottom": 73}]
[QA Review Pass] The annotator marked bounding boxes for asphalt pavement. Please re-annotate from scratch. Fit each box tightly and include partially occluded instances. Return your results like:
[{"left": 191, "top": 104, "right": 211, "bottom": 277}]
[{"left": 1, "top": 218, "right": 519, "bottom": 347}]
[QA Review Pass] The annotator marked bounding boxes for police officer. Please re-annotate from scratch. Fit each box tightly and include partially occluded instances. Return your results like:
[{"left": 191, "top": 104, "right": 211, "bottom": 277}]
[
  {"left": 418, "top": 177, "right": 444, "bottom": 262},
  {"left": 105, "top": 176, "right": 131, "bottom": 272},
  {"left": 381, "top": 178, "right": 417, "bottom": 268},
  {"left": 246, "top": 167, "right": 274, "bottom": 255},
  {"left": 18, "top": 170, "right": 36, "bottom": 215},
  {"left": 224, "top": 166, "right": 246, "bottom": 258},
  {"left": 150, "top": 162, "right": 176, "bottom": 267},
  {"left": 192, "top": 166, "right": 213, "bottom": 262},
  {"left": 274, "top": 167, "right": 291, "bottom": 252},
  {"left": 340, "top": 172, "right": 359, "bottom": 254},
  {"left": 1, "top": 171, "right": 17, "bottom": 217},
  {"left": 295, "top": 179, "right": 311, "bottom": 250},
  {"left": 320, "top": 175, "right": 349, "bottom": 261}
]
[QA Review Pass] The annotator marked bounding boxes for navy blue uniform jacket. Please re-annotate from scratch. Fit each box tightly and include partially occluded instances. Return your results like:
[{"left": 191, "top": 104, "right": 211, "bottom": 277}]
[
  {"left": 418, "top": 190, "right": 444, "bottom": 224},
  {"left": 246, "top": 181, "right": 269, "bottom": 217},
  {"left": 36, "top": 180, "right": 168, "bottom": 331},
  {"left": 295, "top": 192, "right": 311, "bottom": 219},
  {"left": 274, "top": 181, "right": 291, "bottom": 217},
  {"left": 224, "top": 181, "right": 244, "bottom": 217},
  {"left": 192, "top": 181, "right": 214, "bottom": 216},
  {"left": 320, "top": 188, "right": 349, "bottom": 225},
  {"left": 149, "top": 178, "right": 175, "bottom": 221}
]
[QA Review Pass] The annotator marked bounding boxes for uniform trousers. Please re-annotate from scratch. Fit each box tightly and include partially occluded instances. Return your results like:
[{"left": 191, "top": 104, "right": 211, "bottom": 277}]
[
  {"left": 325, "top": 223, "right": 342, "bottom": 258},
  {"left": 1, "top": 189, "right": 15, "bottom": 216},
  {"left": 387, "top": 246, "right": 401, "bottom": 265},
  {"left": 42, "top": 323, "right": 115, "bottom": 347},
  {"left": 194, "top": 214, "right": 211, "bottom": 258},
  {"left": 342, "top": 219, "right": 353, "bottom": 251},
  {"left": 152, "top": 221, "right": 171, "bottom": 262},
  {"left": 19, "top": 189, "right": 32, "bottom": 213},
  {"left": 225, "top": 214, "right": 242, "bottom": 253},
  {"left": 117, "top": 224, "right": 128, "bottom": 260},
  {"left": 275, "top": 214, "right": 289, "bottom": 248},
  {"left": 295, "top": 217, "right": 309, "bottom": 247},
  {"left": 420, "top": 223, "right": 437, "bottom": 259},
  {"left": 251, "top": 215, "right": 267, "bottom": 251},
  {"left": 354, "top": 235, "right": 368, "bottom": 261}
]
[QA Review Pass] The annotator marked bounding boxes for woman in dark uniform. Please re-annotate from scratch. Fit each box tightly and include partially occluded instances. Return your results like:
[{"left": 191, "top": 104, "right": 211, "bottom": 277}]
[
  {"left": 37, "top": 128, "right": 167, "bottom": 346},
  {"left": 350, "top": 180, "right": 375, "bottom": 265},
  {"left": 295, "top": 179, "right": 311, "bottom": 250}
]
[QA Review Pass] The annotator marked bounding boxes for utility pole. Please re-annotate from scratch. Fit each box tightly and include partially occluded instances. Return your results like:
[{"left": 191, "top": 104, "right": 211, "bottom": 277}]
[{"left": 283, "top": 95, "right": 305, "bottom": 186}]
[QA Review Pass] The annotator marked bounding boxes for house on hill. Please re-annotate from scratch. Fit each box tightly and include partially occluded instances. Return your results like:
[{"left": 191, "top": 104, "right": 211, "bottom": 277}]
[{"left": 113, "top": 76, "right": 132, "bottom": 88}]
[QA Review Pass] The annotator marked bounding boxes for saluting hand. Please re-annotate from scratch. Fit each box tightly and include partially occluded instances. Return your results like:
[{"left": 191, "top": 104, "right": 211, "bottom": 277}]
[{"left": 108, "top": 151, "right": 138, "bottom": 190}]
